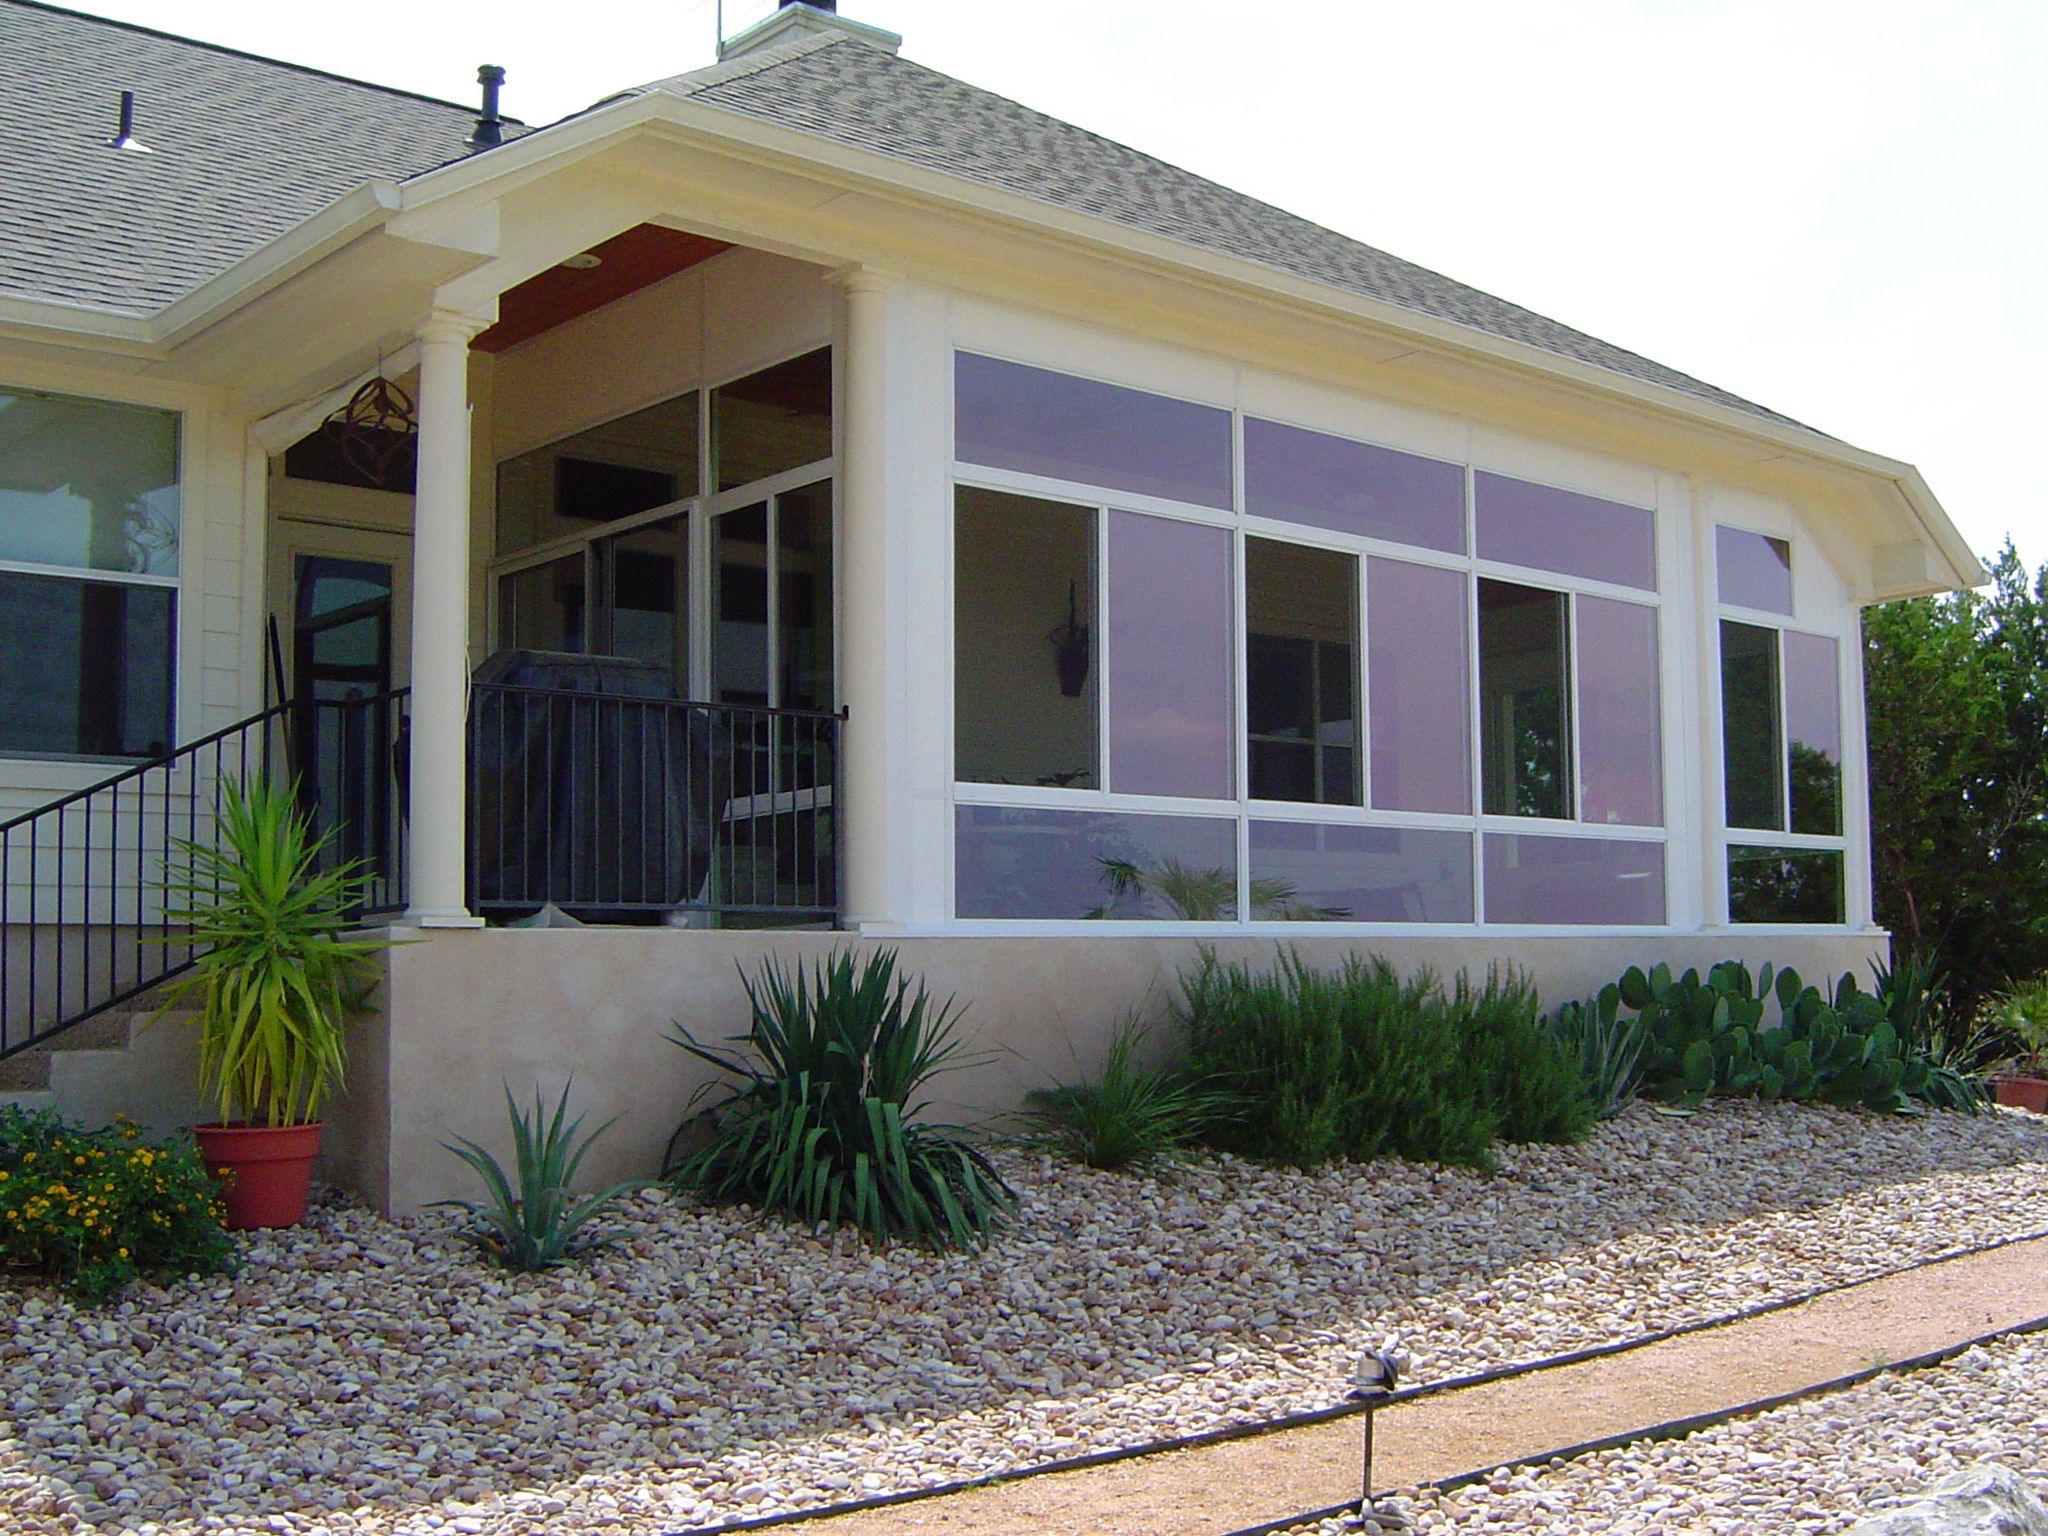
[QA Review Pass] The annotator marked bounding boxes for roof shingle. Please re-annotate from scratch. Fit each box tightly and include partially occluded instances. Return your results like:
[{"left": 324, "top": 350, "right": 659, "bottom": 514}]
[{"left": 0, "top": 0, "right": 500, "bottom": 315}]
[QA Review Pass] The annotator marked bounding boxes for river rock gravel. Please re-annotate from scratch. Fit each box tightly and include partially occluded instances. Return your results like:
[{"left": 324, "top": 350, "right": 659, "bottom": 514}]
[
  {"left": 1287, "top": 1333, "right": 2048, "bottom": 1536},
  {"left": 2, "top": 1101, "right": 2045, "bottom": 1535}
]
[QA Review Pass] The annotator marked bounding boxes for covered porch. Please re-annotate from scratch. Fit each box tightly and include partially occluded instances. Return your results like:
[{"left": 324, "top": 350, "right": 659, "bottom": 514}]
[{"left": 266, "top": 222, "right": 884, "bottom": 934}]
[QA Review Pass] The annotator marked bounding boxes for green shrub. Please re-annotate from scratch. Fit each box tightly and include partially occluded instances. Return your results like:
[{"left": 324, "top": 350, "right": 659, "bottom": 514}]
[
  {"left": 1456, "top": 966, "right": 1598, "bottom": 1146},
  {"left": 1175, "top": 949, "right": 1590, "bottom": 1171},
  {"left": 1024, "top": 1015, "right": 1225, "bottom": 1171},
  {"left": 668, "top": 950, "right": 1014, "bottom": 1248},
  {"left": 0, "top": 1108, "right": 234, "bottom": 1302},
  {"left": 1547, "top": 985, "right": 1651, "bottom": 1119},
  {"left": 435, "top": 1083, "right": 642, "bottom": 1271}
]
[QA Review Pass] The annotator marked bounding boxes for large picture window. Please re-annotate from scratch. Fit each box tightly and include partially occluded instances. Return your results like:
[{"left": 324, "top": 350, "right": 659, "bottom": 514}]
[
  {"left": 950, "top": 353, "right": 1672, "bottom": 928},
  {"left": 0, "top": 387, "right": 179, "bottom": 759}
]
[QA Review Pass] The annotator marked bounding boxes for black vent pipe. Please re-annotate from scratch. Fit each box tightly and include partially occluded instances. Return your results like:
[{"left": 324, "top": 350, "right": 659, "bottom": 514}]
[{"left": 469, "top": 65, "right": 505, "bottom": 149}]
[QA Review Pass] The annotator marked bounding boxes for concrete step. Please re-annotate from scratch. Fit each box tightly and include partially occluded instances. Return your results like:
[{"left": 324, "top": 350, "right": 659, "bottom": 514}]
[
  {"left": 0, "top": 1008, "right": 196, "bottom": 1094},
  {"left": 0, "top": 1089, "right": 58, "bottom": 1115},
  {"left": 0, "top": 1051, "right": 51, "bottom": 1091}
]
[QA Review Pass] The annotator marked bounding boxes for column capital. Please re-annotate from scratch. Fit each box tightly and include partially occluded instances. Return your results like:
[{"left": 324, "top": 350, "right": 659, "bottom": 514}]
[
  {"left": 416, "top": 308, "right": 489, "bottom": 347},
  {"left": 829, "top": 264, "right": 904, "bottom": 297}
]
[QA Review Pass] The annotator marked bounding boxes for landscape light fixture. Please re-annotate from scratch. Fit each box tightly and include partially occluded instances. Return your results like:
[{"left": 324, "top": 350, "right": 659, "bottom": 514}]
[{"left": 1348, "top": 1347, "right": 1402, "bottom": 1512}]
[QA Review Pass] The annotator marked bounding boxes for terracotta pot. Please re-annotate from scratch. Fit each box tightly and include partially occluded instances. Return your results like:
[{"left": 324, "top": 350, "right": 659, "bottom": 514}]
[
  {"left": 1992, "top": 1076, "right": 2048, "bottom": 1114},
  {"left": 193, "top": 1122, "right": 323, "bottom": 1229}
]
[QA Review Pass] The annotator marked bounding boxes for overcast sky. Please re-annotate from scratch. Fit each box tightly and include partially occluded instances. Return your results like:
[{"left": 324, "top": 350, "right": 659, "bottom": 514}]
[{"left": 84, "top": 0, "right": 2047, "bottom": 575}]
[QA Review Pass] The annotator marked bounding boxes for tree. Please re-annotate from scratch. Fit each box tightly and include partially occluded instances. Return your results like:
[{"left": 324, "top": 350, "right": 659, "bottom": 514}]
[{"left": 1864, "top": 542, "right": 2048, "bottom": 1022}]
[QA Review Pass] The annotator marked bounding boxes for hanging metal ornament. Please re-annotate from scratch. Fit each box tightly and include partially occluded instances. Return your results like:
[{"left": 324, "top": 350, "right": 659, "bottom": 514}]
[{"left": 321, "top": 374, "right": 419, "bottom": 489}]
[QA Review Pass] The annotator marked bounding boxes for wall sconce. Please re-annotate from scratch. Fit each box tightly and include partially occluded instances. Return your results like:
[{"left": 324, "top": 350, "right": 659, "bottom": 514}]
[{"left": 1048, "top": 579, "right": 1090, "bottom": 697}]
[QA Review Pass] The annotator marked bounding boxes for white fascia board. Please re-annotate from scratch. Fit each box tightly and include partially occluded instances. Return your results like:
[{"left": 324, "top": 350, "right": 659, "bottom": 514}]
[{"left": 0, "top": 293, "right": 158, "bottom": 356}]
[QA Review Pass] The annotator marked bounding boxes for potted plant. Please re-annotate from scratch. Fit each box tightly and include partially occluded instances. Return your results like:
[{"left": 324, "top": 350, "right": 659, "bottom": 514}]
[
  {"left": 154, "top": 777, "right": 388, "bottom": 1228},
  {"left": 1988, "top": 979, "right": 2048, "bottom": 1113}
]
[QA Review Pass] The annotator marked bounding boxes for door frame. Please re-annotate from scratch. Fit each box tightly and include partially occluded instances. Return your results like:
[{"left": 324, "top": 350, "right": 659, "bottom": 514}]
[{"left": 268, "top": 509, "right": 415, "bottom": 697}]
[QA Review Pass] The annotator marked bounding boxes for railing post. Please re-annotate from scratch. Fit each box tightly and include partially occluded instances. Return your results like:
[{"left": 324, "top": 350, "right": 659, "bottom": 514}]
[{"left": 402, "top": 310, "right": 487, "bottom": 928}]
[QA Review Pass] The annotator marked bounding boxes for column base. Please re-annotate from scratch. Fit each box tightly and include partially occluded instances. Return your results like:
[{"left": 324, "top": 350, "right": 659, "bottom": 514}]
[{"left": 397, "top": 910, "right": 486, "bottom": 930}]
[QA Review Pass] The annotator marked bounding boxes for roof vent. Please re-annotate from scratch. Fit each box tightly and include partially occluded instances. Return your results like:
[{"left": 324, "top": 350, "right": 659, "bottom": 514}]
[
  {"left": 718, "top": 1, "right": 900, "bottom": 62},
  {"left": 468, "top": 65, "right": 506, "bottom": 150},
  {"left": 106, "top": 90, "right": 153, "bottom": 154}
]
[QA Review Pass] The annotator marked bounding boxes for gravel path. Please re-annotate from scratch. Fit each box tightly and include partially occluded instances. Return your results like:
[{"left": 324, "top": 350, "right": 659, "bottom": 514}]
[
  {"left": 1285, "top": 1333, "right": 2048, "bottom": 1536},
  {"left": 2, "top": 1102, "right": 2045, "bottom": 1535}
]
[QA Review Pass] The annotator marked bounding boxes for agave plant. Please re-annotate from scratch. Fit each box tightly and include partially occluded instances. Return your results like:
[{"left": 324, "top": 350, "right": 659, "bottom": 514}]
[
  {"left": 668, "top": 949, "right": 1013, "bottom": 1248},
  {"left": 1547, "top": 984, "right": 1651, "bottom": 1119},
  {"left": 436, "top": 1082, "right": 643, "bottom": 1271},
  {"left": 153, "top": 776, "right": 386, "bottom": 1128}
]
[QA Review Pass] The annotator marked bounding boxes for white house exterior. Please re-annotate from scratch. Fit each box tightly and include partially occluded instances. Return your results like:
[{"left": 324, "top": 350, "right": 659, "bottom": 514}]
[{"left": 0, "top": 0, "right": 1982, "bottom": 1210}]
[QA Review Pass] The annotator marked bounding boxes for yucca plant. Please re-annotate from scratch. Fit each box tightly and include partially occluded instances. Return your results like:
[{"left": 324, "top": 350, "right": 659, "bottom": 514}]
[
  {"left": 1024, "top": 1015, "right": 1226, "bottom": 1171},
  {"left": 153, "top": 776, "right": 386, "bottom": 1127},
  {"left": 436, "top": 1082, "right": 643, "bottom": 1271},
  {"left": 667, "top": 950, "right": 1014, "bottom": 1248}
]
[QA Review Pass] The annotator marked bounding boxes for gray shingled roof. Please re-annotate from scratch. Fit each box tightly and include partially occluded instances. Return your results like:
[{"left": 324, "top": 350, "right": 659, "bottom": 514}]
[
  {"left": 0, "top": 2, "right": 1796, "bottom": 431},
  {"left": 0, "top": 0, "right": 506, "bottom": 315},
  {"left": 636, "top": 32, "right": 1804, "bottom": 430}
]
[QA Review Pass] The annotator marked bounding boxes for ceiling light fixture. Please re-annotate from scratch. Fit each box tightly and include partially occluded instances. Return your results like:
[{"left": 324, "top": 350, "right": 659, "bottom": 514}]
[{"left": 558, "top": 253, "right": 603, "bottom": 271}]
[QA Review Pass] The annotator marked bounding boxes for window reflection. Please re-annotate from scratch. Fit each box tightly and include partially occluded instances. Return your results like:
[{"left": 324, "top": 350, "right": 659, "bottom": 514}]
[
  {"left": 954, "top": 488, "right": 1098, "bottom": 788},
  {"left": 1246, "top": 538, "right": 1357, "bottom": 805},
  {"left": 713, "top": 350, "right": 831, "bottom": 491},
  {"left": 1479, "top": 580, "right": 1571, "bottom": 819}
]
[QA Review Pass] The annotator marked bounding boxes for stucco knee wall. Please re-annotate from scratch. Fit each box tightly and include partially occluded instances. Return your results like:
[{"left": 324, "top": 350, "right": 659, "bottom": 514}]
[{"left": 326, "top": 928, "right": 1888, "bottom": 1216}]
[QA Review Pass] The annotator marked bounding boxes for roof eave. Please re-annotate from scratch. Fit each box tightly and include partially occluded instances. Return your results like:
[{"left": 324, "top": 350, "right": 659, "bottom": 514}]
[{"left": 154, "top": 180, "right": 406, "bottom": 348}]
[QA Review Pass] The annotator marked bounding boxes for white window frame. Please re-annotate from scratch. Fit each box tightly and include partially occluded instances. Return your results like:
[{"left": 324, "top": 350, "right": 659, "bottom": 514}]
[
  {"left": 1708, "top": 523, "right": 1853, "bottom": 930},
  {"left": 945, "top": 351, "right": 1674, "bottom": 934},
  {"left": 0, "top": 383, "right": 184, "bottom": 766}
]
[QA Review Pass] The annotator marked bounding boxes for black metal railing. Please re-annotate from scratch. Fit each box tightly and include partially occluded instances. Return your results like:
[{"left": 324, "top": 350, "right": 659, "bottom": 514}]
[
  {"left": 298, "top": 687, "right": 411, "bottom": 919},
  {"left": 0, "top": 686, "right": 416, "bottom": 1063},
  {"left": 0, "top": 680, "right": 843, "bottom": 1061},
  {"left": 0, "top": 702, "right": 292, "bottom": 1061},
  {"left": 467, "top": 682, "right": 842, "bottom": 924}
]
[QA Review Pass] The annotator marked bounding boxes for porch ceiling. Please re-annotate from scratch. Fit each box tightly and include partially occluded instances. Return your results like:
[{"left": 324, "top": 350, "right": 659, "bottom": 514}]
[{"left": 472, "top": 225, "right": 731, "bottom": 354}]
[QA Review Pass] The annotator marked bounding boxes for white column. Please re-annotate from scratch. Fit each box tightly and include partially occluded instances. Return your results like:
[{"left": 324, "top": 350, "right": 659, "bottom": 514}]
[
  {"left": 835, "top": 268, "right": 898, "bottom": 928},
  {"left": 403, "top": 311, "right": 485, "bottom": 927}
]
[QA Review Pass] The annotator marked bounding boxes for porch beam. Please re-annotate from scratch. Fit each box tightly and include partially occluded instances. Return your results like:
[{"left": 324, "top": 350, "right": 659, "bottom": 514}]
[{"left": 402, "top": 310, "right": 487, "bottom": 928}]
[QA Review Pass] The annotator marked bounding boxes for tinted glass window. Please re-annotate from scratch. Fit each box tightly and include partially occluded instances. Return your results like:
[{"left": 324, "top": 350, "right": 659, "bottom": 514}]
[
  {"left": 1474, "top": 472, "right": 1655, "bottom": 591},
  {"left": 0, "top": 572, "right": 174, "bottom": 757},
  {"left": 954, "top": 488, "right": 1097, "bottom": 788},
  {"left": 496, "top": 392, "right": 697, "bottom": 555},
  {"left": 1249, "top": 820, "right": 1473, "bottom": 922},
  {"left": 955, "top": 353, "right": 1233, "bottom": 509},
  {"left": 1483, "top": 833, "right": 1665, "bottom": 925},
  {"left": 1784, "top": 630, "right": 1841, "bottom": 836},
  {"left": 1246, "top": 539, "right": 1357, "bottom": 805},
  {"left": 1577, "top": 596, "right": 1662, "bottom": 827},
  {"left": 778, "top": 482, "right": 834, "bottom": 713},
  {"left": 1721, "top": 620, "right": 1784, "bottom": 831},
  {"left": 1479, "top": 580, "right": 1571, "bottom": 819},
  {"left": 955, "top": 804, "right": 1239, "bottom": 920},
  {"left": 1367, "top": 557, "right": 1471, "bottom": 814},
  {"left": 499, "top": 554, "right": 587, "bottom": 655},
  {"left": 714, "top": 350, "right": 832, "bottom": 491},
  {"left": 1242, "top": 417, "right": 1464, "bottom": 553},
  {"left": 1716, "top": 526, "right": 1793, "bottom": 615},
  {"left": 1728, "top": 846, "right": 1844, "bottom": 924},
  {"left": 1105, "top": 511, "right": 1235, "bottom": 798}
]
